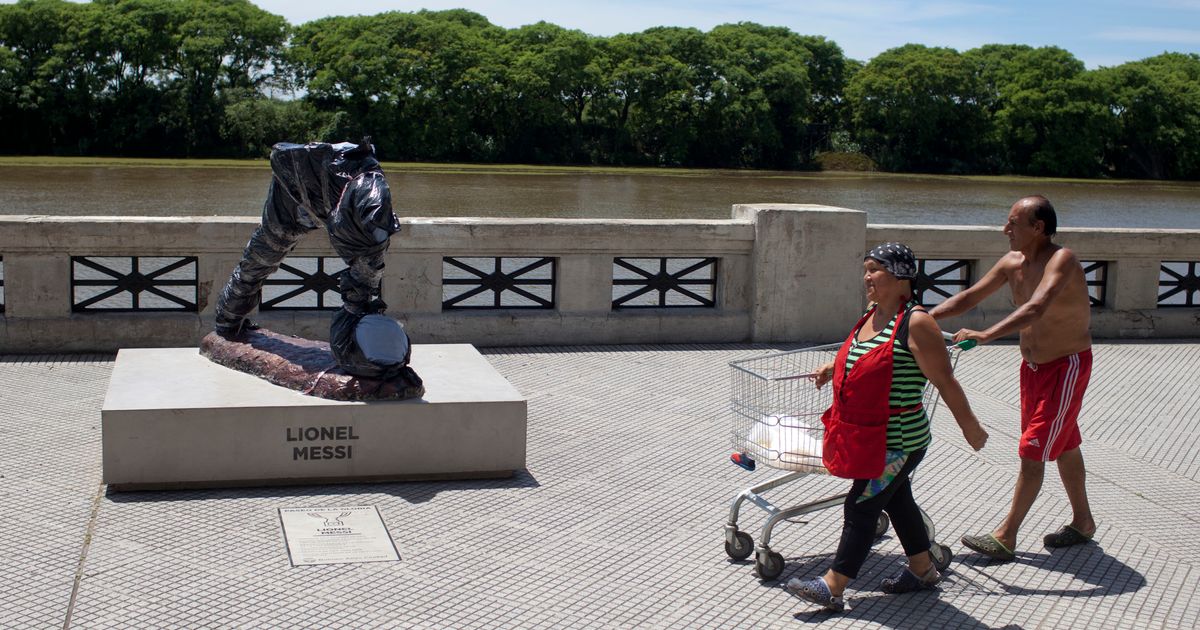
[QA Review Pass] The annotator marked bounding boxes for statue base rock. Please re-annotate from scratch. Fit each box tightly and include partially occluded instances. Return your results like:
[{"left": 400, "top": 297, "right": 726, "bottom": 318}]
[{"left": 200, "top": 328, "right": 423, "bottom": 401}]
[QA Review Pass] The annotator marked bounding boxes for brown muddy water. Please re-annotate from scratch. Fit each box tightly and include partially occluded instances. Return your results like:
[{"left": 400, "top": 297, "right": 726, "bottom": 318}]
[{"left": 2, "top": 164, "right": 1199, "bottom": 228}]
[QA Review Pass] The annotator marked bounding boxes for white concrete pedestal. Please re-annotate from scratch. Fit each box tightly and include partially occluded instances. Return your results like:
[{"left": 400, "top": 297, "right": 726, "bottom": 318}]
[{"left": 101, "top": 345, "right": 527, "bottom": 491}]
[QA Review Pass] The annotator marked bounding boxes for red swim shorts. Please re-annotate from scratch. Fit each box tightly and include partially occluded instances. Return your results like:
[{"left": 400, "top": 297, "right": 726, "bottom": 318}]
[{"left": 1019, "top": 349, "right": 1092, "bottom": 462}]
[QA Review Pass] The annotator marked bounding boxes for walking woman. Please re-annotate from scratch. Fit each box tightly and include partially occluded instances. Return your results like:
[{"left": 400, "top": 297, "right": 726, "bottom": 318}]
[{"left": 785, "top": 242, "right": 988, "bottom": 612}]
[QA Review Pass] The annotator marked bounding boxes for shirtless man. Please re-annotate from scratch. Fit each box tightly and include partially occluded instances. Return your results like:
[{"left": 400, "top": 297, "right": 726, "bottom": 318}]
[{"left": 929, "top": 195, "right": 1096, "bottom": 561}]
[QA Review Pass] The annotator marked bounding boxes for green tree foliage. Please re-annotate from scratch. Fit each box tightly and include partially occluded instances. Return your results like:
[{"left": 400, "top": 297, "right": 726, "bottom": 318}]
[
  {"left": 594, "top": 27, "right": 710, "bottom": 165},
  {"left": 0, "top": 0, "right": 291, "bottom": 156},
  {"left": 967, "top": 45, "right": 1112, "bottom": 177},
  {"left": 2, "top": 2, "right": 1199, "bottom": 178},
  {"left": 1098, "top": 53, "right": 1200, "bottom": 180},
  {"left": 285, "top": 15, "right": 836, "bottom": 168},
  {"left": 0, "top": 0, "right": 87, "bottom": 150},
  {"left": 287, "top": 10, "right": 511, "bottom": 160},
  {"left": 847, "top": 44, "right": 990, "bottom": 173},
  {"left": 497, "top": 21, "right": 606, "bottom": 162},
  {"left": 219, "top": 89, "right": 330, "bottom": 156},
  {"left": 695, "top": 23, "right": 813, "bottom": 167}
]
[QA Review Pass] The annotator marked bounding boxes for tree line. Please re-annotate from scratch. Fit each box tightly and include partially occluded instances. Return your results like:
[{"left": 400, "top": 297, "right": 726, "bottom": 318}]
[{"left": 2, "top": 0, "right": 1198, "bottom": 179}]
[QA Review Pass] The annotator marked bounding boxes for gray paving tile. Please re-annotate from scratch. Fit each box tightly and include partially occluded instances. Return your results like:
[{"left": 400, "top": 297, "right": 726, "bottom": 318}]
[{"left": 1, "top": 343, "right": 1198, "bottom": 628}]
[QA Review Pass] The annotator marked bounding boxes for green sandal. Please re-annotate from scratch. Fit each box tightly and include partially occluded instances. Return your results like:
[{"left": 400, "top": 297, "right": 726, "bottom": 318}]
[
  {"left": 1044, "top": 525, "right": 1094, "bottom": 549},
  {"left": 961, "top": 533, "right": 1016, "bottom": 561}
]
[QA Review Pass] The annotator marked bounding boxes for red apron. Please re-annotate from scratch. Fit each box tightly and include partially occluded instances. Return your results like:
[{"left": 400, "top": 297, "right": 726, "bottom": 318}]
[{"left": 821, "top": 302, "right": 909, "bottom": 479}]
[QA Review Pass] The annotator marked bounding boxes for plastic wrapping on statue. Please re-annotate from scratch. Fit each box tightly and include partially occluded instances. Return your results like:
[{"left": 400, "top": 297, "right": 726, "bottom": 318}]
[
  {"left": 337, "top": 267, "right": 383, "bottom": 315},
  {"left": 269, "top": 142, "right": 341, "bottom": 223},
  {"left": 330, "top": 309, "right": 412, "bottom": 381},
  {"left": 266, "top": 140, "right": 385, "bottom": 227},
  {"left": 328, "top": 171, "right": 399, "bottom": 258},
  {"left": 207, "top": 136, "right": 424, "bottom": 400},
  {"left": 214, "top": 221, "right": 308, "bottom": 333},
  {"left": 215, "top": 138, "right": 391, "bottom": 333}
]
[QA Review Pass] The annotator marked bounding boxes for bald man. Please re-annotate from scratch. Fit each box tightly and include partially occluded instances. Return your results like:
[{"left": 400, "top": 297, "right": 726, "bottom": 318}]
[{"left": 929, "top": 195, "right": 1096, "bottom": 561}]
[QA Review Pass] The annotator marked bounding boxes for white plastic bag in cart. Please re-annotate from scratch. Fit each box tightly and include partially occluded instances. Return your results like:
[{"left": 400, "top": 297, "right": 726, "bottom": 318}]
[{"left": 745, "top": 415, "right": 826, "bottom": 473}]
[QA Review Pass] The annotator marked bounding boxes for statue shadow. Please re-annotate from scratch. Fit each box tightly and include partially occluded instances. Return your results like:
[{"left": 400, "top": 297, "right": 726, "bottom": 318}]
[
  {"left": 104, "top": 468, "right": 541, "bottom": 504},
  {"left": 210, "top": 328, "right": 340, "bottom": 373}
]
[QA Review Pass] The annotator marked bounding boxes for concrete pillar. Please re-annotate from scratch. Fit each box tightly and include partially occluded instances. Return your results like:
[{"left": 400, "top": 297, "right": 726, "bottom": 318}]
[
  {"left": 718, "top": 254, "right": 752, "bottom": 311},
  {"left": 733, "top": 204, "right": 867, "bottom": 343},
  {"left": 1110, "top": 258, "right": 1161, "bottom": 311},
  {"left": 197, "top": 253, "right": 244, "bottom": 316},
  {"left": 4, "top": 254, "right": 70, "bottom": 318},
  {"left": 383, "top": 253, "right": 444, "bottom": 315},
  {"left": 558, "top": 254, "right": 613, "bottom": 313}
]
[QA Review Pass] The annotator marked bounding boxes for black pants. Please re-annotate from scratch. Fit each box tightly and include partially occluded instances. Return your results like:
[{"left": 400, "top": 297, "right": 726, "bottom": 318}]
[{"left": 831, "top": 448, "right": 929, "bottom": 579}]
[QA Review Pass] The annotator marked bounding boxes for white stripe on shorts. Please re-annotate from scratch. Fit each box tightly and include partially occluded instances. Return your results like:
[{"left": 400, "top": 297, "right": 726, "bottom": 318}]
[{"left": 1042, "top": 353, "right": 1080, "bottom": 462}]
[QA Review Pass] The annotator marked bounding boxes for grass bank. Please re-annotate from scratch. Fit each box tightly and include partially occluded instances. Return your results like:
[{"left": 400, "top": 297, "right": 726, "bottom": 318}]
[{"left": 1, "top": 155, "right": 1190, "bottom": 188}]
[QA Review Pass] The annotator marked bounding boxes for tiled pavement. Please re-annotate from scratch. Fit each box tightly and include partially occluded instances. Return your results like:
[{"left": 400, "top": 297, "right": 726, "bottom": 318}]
[{"left": 1, "top": 341, "right": 1198, "bottom": 629}]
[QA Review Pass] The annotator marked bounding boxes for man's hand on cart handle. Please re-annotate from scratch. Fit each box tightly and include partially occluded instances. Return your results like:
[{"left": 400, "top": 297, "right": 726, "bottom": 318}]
[
  {"left": 952, "top": 328, "right": 987, "bottom": 347},
  {"left": 813, "top": 361, "right": 836, "bottom": 389}
]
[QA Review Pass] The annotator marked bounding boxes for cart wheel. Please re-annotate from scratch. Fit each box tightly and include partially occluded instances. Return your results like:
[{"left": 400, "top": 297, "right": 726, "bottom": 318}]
[
  {"left": 930, "top": 543, "right": 953, "bottom": 571},
  {"left": 874, "top": 512, "right": 890, "bottom": 539},
  {"left": 920, "top": 509, "right": 937, "bottom": 542},
  {"left": 755, "top": 551, "right": 786, "bottom": 581},
  {"left": 725, "top": 531, "right": 754, "bottom": 560}
]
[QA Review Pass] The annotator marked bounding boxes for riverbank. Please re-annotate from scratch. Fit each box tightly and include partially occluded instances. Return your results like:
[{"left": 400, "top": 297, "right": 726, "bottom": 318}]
[{"left": 4, "top": 155, "right": 1198, "bottom": 188}]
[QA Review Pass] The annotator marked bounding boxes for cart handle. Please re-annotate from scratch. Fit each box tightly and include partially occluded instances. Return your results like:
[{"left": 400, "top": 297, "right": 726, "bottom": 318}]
[
  {"left": 942, "top": 331, "right": 977, "bottom": 351},
  {"left": 758, "top": 334, "right": 973, "bottom": 382}
]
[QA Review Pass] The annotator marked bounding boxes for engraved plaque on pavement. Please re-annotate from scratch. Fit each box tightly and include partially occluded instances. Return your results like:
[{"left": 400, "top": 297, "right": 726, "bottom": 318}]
[{"left": 278, "top": 505, "right": 401, "bottom": 566}]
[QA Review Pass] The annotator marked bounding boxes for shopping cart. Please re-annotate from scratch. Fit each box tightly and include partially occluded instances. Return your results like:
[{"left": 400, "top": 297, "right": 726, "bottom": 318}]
[{"left": 722, "top": 333, "right": 973, "bottom": 581}]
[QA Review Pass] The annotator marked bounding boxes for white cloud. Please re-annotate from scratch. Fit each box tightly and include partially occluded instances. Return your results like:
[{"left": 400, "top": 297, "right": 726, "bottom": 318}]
[{"left": 1100, "top": 27, "right": 1200, "bottom": 45}]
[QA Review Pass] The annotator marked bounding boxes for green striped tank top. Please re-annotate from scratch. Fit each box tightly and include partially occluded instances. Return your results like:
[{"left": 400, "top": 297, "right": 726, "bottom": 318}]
[{"left": 844, "top": 300, "right": 932, "bottom": 452}]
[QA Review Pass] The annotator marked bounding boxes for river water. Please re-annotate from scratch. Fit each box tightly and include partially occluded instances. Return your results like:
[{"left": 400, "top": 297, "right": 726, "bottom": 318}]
[{"left": 3, "top": 165, "right": 1199, "bottom": 228}]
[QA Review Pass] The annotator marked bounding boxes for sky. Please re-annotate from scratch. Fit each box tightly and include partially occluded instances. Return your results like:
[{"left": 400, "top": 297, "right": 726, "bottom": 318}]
[{"left": 244, "top": 0, "right": 1200, "bottom": 69}]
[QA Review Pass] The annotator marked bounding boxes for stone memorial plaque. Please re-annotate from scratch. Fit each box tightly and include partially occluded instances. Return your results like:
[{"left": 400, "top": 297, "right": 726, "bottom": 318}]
[{"left": 278, "top": 505, "right": 400, "bottom": 566}]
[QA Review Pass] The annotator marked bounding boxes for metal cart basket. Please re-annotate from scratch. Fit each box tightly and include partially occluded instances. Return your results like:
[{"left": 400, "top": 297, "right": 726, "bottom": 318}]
[{"left": 723, "top": 336, "right": 971, "bottom": 581}]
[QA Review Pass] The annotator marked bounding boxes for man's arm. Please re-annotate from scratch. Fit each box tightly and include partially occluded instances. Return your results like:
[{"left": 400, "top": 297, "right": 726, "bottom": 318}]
[
  {"left": 955, "top": 248, "right": 1078, "bottom": 345},
  {"left": 928, "top": 255, "right": 1012, "bottom": 320}
]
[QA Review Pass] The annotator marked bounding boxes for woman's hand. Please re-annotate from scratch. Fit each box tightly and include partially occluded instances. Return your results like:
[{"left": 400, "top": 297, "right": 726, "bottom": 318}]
[
  {"left": 959, "top": 414, "right": 988, "bottom": 451},
  {"left": 813, "top": 361, "right": 835, "bottom": 389}
]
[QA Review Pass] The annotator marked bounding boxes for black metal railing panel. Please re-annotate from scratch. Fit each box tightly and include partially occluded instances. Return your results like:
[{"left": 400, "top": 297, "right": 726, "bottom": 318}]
[
  {"left": 612, "top": 257, "right": 718, "bottom": 309},
  {"left": 1159, "top": 261, "right": 1200, "bottom": 307},
  {"left": 260, "top": 257, "right": 348, "bottom": 310},
  {"left": 442, "top": 257, "right": 556, "bottom": 309},
  {"left": 71, "top": 256, "right": 197, "bottom": 312},
  {"left": 0, "top": 256, "right": 5, "bottom": 313},
  {"left": 913, "top": 259, "right": 971, "bottom": 307},
  {"left": 1081, "top": 261, "right": 1108, "bottom": 308}
]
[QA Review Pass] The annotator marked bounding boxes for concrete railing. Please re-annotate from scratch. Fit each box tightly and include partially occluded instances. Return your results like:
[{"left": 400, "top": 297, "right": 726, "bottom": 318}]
[
  {"left": 1, "top": 205, "right": 1197, "bottom": 353},
  {"left": 877, "top": 224, "right": 1200, "bottom": 338}
]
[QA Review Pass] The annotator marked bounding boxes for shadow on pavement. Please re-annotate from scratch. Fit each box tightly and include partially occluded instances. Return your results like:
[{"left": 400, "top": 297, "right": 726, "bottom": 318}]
[
  {"left": 743, "top": 551, "right": 989, "bottom": 628},
  {"left": 103, "top": 468, "right": 541, "bottom": 504},
  {"left": 956, "top": 542, "right": 1146, "bottom": 597},
  {"left": 791, "top": 590, "right": 995, "bottom": 629}
]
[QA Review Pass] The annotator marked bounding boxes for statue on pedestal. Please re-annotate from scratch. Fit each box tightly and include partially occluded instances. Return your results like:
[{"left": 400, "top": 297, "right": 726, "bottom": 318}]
[{"left": 201, "top": 139, "right": 424, "bottom": 401}]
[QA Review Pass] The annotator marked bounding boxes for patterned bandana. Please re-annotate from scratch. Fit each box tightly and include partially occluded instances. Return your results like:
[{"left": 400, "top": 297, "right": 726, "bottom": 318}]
[{"left": 866, "top": 242, "right": 917, "bottom": 280}]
